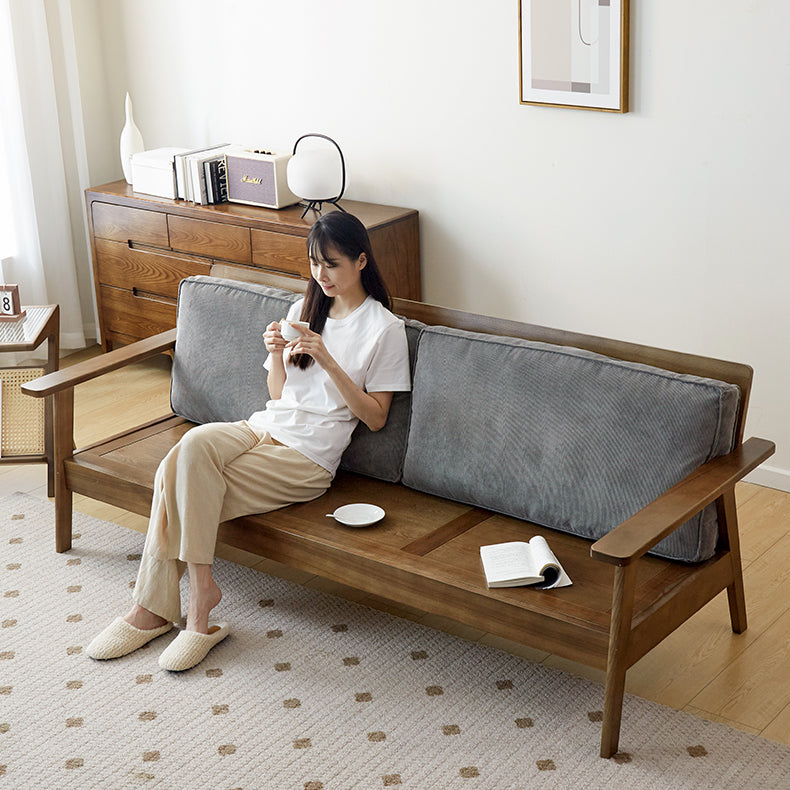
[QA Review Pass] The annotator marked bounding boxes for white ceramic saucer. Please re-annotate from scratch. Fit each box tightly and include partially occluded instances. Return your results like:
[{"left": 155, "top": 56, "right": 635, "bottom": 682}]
[{"left": 326, "top": 503, "right": 385, "bottom": 528}]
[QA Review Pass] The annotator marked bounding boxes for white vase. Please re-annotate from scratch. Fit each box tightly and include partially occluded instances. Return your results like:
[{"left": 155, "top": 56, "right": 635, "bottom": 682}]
[{"left": 119, "top": 92, "right": 144, "bottom": 184}]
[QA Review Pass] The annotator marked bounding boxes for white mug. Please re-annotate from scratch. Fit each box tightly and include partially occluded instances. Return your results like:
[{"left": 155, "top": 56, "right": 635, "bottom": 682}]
[{"left": 280, "top": 320, "right": 310, "bottom": 342}]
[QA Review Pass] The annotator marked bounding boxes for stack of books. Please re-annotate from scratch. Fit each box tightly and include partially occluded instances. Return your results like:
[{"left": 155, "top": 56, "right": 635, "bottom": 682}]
[{"left": 174, "top": 144, "right": 238, "bottom": 205}]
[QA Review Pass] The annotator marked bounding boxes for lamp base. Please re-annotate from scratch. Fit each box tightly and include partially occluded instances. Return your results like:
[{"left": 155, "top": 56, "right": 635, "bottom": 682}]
[{"left": 298, "top": 199, "right": 348, "bottom": 220}]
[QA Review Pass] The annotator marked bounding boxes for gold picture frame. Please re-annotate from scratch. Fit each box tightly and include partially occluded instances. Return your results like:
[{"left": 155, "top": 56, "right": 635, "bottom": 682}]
[{"left": 519, "top": 0, "right": 630, "bottom": 113}]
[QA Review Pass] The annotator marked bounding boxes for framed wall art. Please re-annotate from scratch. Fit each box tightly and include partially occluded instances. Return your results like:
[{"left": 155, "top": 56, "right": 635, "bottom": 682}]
[{"left": 519, "top": 0, "right": 630, "bottom": 112}]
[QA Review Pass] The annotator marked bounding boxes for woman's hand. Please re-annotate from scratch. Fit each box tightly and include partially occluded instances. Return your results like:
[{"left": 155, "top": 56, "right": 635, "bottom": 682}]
[
  {"left": 287, "top": 324, "right": 331, "bottom": 366},
  {"left": 263, "top": 322, "right": 288, "bottom": 399},
  {"left": 263, "top": 321, "right": 288, "bottom": 356},
  {"left": 290, "top": 324, "right": 393, "bottom": 432}
]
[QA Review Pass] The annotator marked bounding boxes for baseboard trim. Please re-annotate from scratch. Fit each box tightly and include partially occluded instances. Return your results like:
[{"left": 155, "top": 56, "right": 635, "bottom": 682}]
[{"left": 745, "top": 464, "right": 790, "bottom": 493}]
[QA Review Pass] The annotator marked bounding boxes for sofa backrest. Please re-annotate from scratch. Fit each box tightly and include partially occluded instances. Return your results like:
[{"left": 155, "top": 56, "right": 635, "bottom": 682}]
[
  {"left": 401, "top": 326, "right": 741, "bottom": 563},
  {"left": 171, "top": 275, "right": 744, "bottom": 564}
]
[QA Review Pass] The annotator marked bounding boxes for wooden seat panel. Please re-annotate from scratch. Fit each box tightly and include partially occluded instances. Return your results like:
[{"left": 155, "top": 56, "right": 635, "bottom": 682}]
[{"left": 65, "top": 413, "right": 705, "bottom": 642}]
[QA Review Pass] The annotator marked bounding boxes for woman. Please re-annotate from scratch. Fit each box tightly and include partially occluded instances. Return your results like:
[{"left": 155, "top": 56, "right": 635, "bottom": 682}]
[{"left": 86, "top": 211, "right": 411, "bottom": 671}]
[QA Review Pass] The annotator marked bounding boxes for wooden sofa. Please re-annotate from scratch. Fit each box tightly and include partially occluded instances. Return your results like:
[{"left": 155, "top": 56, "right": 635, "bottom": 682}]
[{"left": 23, "top": 270, "right": 774, "bottom": 758}]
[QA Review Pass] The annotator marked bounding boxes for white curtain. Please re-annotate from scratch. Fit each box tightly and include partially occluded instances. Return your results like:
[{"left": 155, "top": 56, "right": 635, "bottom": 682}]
[{"left": 0, "top": 0, "right": 87, "bottom": 351}]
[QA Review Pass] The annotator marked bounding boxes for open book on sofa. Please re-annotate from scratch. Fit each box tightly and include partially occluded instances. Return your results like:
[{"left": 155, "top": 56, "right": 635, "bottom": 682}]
[{"left": 480, "top": 537, "right": 572, "bottom": 589}]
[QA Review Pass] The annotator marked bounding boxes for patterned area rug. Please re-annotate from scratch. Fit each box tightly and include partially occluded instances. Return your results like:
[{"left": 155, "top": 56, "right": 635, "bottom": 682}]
[{"left": 2, "top": 493, "right": 790, "bottom": 789}]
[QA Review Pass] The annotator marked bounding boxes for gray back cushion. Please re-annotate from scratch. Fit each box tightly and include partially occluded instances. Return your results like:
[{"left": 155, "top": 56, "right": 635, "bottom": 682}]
[
  {"left": 171, "top": 276, "right": 418, "bottom": 482},
  {"left": 338, "top": 317, "right": 424, "bottom": 482},
  {"left": 402, "top": 326, "right": 741, "bottom": 563},
  {"left": 171, "top": 276, "right": 300, "bottom": 424}
]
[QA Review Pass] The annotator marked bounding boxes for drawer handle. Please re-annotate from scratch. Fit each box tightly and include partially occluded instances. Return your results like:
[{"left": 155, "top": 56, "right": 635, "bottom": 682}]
[
  {"left": 131, "top": 287, "right": 176, "bottom": 306},
  {"left": 127, "top": 239, "right": 208, "bottom": 262}
]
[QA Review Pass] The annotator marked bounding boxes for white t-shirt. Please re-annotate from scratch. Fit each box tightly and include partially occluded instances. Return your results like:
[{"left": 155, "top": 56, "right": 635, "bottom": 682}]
[{"left": 249, "top": 296, "right": 411, "bottom": 476}]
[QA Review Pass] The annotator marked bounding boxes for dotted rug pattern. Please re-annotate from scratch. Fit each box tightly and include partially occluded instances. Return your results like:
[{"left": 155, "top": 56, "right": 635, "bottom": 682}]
[{"left": 2, "top": 493, "right": 789, "bottom": 789}]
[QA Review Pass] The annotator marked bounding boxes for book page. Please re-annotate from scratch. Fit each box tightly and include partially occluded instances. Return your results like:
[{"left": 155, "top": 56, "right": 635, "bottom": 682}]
[
  {"left": 480, "top": 537, "right": 573, "bottom": 589},
  {"left": 526, "top": 536, "right": 560, "bottom": 588},
  {"left": 479, "top": 542, "right": 542, "bottom": 586},
  {"left": 528, "top": 536, "right": 573, "bottom": 589}
]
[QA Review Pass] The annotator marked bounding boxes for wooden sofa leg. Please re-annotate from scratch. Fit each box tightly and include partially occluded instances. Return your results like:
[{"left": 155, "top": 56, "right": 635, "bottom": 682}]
[
  {"left": 601, "top": 563, "right": 637, "bottom": 758},
  {"left": 54, "top": 389, "right": 74, "bottom": 553},
  {"left": 717, "top": 490, "right": 747, "bottom": 634},
  {"left": 45, "top": 394, "right": 55, "bottom": 498}
]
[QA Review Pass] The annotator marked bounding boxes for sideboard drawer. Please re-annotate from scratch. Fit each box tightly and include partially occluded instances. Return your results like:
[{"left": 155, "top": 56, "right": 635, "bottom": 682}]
[
  {"left": 251, "top": 229, "right": 310, "bottom": 278},
  {"left": 92, "top": 203, "right": 169, "bottom": 246},
  {"left": 168, "top": 216, "right": 251, "bottom": 264},
  {"left": 94, "top": 239, "right": 211, "bottom": 300},
  {"left": 99, "top": 285, "right": 177, "bottom": 343}
]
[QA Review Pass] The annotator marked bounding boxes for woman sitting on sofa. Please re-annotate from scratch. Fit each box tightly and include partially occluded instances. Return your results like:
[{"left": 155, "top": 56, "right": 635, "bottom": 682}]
[{"left": 86, "top": 210, "right": 411, "bottom": 671}]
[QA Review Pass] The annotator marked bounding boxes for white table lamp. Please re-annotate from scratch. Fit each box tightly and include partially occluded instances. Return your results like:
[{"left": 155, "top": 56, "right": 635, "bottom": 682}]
[{"left": 287, "top": 134, "right": 347, "bottom": 218}]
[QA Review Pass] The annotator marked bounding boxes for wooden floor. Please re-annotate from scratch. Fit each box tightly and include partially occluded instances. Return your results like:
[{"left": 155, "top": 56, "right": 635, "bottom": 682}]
[{"left": 3, "top": 347, "right": 790, "bottom": 749}]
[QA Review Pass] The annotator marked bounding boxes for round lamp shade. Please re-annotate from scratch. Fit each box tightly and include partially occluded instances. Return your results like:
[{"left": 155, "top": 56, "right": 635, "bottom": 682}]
[{"left": 287, "top": 149, "right": 343, "bottom": 201}]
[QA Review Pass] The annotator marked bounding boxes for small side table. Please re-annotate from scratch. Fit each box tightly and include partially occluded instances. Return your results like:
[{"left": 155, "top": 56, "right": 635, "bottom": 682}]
[{"left": 0, "top": 305, "right": 59, "bottom": 496}]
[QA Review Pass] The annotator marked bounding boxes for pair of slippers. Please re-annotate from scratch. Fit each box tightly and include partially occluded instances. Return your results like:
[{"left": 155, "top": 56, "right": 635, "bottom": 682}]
[{"left": 86, "top": 617, "right": 229, "bottom": 671}]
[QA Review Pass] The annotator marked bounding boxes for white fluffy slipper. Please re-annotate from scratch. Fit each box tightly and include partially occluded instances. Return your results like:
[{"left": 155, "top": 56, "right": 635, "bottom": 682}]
[
  {"left": 158, "top": 623, "right": 229, "bottom": 672},
  {"left": 86, "top": 617, "right": 173, "bottom": 660}
]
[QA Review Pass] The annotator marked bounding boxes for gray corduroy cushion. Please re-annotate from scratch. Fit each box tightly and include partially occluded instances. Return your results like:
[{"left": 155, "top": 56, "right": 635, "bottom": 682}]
[
  {"left": 171, "top": 276, "right": 419, "bottom": 483},
  {"left": 338, "top": 317, "right": 425, "bottom": 482},
  {"left": 402, "top": 326, "right": 741, "bottom": 563},
  {"left": 170, "top": 276, "right": 300, "bottom": 424}
]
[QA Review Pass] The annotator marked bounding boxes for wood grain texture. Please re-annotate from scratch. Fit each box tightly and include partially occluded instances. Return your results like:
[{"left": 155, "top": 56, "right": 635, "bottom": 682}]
[
  {"left": 210, "top": 263, "right": 308, "bottom": 293},
  {"left": 250, "top": 228, "right": 310, "bottom": 277},
  {"left": 168, "top": 215, "right": 252, "bottom": 264},
  {"left": 95, "top": 238, "right": 211, "bottom": 299},
  {"left": 689, "top": 607, "right": 790, "bottom": 730},
  {"left": 601, "top": 563, "right": 637, "bottom": 757},
  {"left": 369, "top": 215, "right": 421, "bottom": 300},
  {"left": 99, "top": 285, "right": 177, "bottom": 341},
  {"left": 401, "top": 508, "right": 492, "bottom": 556},
  {"left": 92, "top": 201, "right": 168, "bottom": 246},
  {"left": 717, "top": 489, "right": 748, "bottom": 633},
  {"left": 53, "top": 388, "right": 74, "bottom": 552}
]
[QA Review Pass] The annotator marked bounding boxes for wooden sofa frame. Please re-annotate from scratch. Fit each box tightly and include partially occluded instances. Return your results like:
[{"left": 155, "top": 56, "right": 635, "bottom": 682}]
[{"left": 23, "top": 270, "right": 775, "bottom": 758}]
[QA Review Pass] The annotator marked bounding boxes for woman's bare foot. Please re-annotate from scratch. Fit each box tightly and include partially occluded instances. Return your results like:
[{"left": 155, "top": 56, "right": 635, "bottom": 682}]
[
  {"left": 186, "top": 563, "right": 222, "bottom": 634},
  {"left": 124, "top": 603, "right": 169, "bottom": 631}
]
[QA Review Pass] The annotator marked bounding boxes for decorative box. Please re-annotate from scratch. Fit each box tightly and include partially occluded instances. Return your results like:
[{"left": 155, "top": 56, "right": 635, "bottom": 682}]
[
  {"left": 225, "top": 151, "right": 299, "bottom": 209},
  {"left": 131, "top": 147, "right": 187, "bottom": 199}
]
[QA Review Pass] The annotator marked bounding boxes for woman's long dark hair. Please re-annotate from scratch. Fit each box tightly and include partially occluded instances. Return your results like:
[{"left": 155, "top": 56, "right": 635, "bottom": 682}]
[{"left": 289, "top": 211, "right": 392, "bottom": 370}]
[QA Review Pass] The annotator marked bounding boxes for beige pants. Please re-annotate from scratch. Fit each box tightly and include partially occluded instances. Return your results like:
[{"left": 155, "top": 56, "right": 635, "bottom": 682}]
[{"left": 132, "top": 421, "right": 332, "bottom": 622}]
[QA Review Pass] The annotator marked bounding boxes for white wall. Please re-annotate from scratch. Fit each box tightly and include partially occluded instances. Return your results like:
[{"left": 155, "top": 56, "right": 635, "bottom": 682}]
[{"left": 73, "top": 0, "right": 790, "bottom": 490}]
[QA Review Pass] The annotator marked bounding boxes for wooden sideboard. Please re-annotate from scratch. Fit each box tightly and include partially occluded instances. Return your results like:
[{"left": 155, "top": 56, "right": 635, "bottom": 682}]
[{"left": 85, "top": 181, "right": 421, "bottom": 349}]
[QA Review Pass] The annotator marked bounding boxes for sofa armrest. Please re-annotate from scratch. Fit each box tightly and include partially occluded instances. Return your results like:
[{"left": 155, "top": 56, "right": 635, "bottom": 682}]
[
  {"left": 21, "top": 329, "right": 177, "bottom": 398},
  {"left": 590, "top": 436, "right": 775, "bottom": 566}
]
